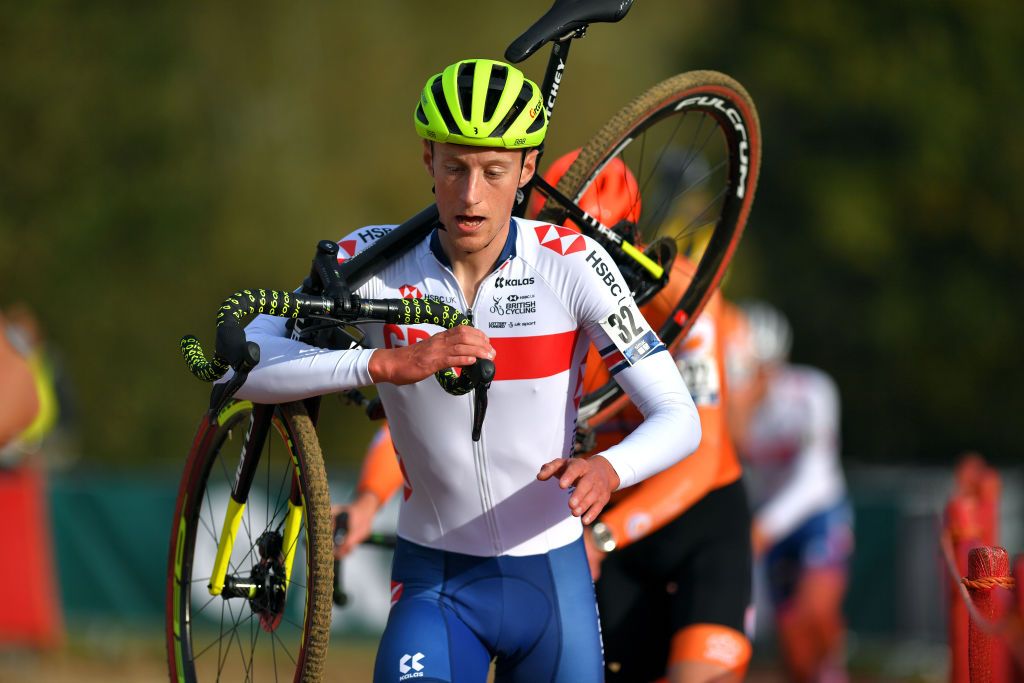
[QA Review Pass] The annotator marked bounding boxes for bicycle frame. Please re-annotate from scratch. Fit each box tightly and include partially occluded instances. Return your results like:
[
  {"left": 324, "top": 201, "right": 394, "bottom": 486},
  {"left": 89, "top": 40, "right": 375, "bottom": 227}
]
[{"left": 205, "top": 399, "right": 321, "bottom": 600}]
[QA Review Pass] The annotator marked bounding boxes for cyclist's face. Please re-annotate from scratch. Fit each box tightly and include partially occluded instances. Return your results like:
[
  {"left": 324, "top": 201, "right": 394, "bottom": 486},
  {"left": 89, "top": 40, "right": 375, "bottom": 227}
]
[{"left": 424, "top": 141, "right": 538, "bottom": 257}]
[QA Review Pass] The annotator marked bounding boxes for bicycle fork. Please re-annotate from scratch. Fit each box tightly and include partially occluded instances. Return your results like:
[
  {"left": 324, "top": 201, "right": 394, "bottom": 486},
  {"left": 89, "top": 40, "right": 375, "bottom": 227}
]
[{"left": 207, "top": 404, "right": 304, "bottom": 602}]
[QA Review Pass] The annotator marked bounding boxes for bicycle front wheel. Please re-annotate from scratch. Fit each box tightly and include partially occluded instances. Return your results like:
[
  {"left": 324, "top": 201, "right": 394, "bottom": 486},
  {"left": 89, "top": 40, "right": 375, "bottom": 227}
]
[
  {"left": 166, "top": 400, "right": 333, "bottom": 683},
  {"left": 539, "top": 70, "right": 761, "bottom": 420}
]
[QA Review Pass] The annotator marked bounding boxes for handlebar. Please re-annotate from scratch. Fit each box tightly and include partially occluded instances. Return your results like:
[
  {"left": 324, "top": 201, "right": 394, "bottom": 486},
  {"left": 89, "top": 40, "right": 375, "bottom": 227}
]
[
  {"left": 181, "top": 288, "right": 494, "bottom": 394},
  {"left": 181, "top": 240, "right": 496, "bottom": 439}
]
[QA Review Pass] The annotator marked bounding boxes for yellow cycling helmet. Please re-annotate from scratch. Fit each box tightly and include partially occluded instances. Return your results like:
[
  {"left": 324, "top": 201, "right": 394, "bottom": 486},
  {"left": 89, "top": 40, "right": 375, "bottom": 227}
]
[{"left": 415, "top": 58, "right": 547, "bottom": 149}]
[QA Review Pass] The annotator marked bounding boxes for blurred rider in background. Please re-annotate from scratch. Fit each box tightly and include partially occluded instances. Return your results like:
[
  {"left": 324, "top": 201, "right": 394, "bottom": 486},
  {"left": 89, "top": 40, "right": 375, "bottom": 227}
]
[{"left": 726, "top": 301, "right": 853, "bottom": 683}]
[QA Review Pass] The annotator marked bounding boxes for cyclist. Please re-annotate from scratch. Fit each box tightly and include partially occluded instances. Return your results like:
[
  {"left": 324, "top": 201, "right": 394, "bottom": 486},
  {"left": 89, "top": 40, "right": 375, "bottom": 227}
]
[
  {"left": 547, "top": 150, "right": 753, "bottom": 683},
  {"left": 726, "top": 301, "right": 852, "bottom": 683},
  {"left": 337, "top": 150, "right": 754, "bottom": 683},
  {"left": 231, "top": 58, "right": 701, "bottom": 683},
  {"left": 0, "top": 305, "right": 61, "bottom": 463}
]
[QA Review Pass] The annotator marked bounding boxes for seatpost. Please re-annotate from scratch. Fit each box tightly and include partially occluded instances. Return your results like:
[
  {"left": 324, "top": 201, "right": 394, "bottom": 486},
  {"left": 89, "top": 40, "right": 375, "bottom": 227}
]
[{"left": 515, "top": 28, "right": 585, "bottom": 217}]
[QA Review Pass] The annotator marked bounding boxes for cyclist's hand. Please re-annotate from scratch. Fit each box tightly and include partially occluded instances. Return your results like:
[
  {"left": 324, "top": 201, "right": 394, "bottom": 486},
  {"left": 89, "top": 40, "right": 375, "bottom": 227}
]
[
  {"left": 536, "top": 455, "right": 620, "bottom": 525},
  {"left": 332, "top": 492, "right": 382, "bottom": 558},
  {"left": 582, "top": 526, "right": 607, "bottom": 581},
  {"left": 368, "top": 326, "right": 495, "bottom": 385}
]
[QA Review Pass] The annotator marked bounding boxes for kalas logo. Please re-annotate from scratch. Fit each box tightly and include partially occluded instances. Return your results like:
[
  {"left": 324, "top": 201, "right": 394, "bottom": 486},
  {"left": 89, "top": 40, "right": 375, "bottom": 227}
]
[{"left": 495, "top": 276, "right": 534, "bottom": 289}]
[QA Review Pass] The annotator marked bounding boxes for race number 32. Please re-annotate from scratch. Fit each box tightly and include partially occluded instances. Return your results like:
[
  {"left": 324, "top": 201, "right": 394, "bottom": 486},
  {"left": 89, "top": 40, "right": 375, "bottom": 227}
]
[{"left": 607, "top": 305, "right": 643, "bottom": 344}]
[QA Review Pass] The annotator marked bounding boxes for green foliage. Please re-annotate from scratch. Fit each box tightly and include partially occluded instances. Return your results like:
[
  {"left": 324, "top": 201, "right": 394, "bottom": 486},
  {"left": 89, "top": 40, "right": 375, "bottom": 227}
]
[
  {"left": 702, "top": 0, "right": 1024, "bottom": 462},
  {"left": 1, "top": 0, "right": 1019, "bottom": 465}
]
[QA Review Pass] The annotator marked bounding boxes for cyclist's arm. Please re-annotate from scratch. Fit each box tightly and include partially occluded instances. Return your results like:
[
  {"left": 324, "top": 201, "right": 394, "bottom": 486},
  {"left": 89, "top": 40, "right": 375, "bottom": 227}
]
[
  {"left": 229, "top": 310, "right": 493, "bottom": 403},
  {"left": 572, "top": 241, "right": 701, "bottom": 490},
  {"left": 754, "top": 370, "right": 844, "bottom": 544},
  {"left": 595, "top": 300, "right": 731, "bottom": 549},
  {"left": 355, "top": 424, "right": 403, "bottom": 505},
  {"left": 230, "top": 313, "right": 376, "bottom": 403},
  {"left": 334, "top": 424, "right": 403, "bottom": 556},
  {"left": 0, "top": 316, "right": 40, "bottom": 448}
]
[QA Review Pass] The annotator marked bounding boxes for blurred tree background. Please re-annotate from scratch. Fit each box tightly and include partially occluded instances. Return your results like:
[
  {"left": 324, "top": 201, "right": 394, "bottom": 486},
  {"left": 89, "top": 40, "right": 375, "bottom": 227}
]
[{"left": 0, "top": 0, "right": 1020, "bottom": 469}]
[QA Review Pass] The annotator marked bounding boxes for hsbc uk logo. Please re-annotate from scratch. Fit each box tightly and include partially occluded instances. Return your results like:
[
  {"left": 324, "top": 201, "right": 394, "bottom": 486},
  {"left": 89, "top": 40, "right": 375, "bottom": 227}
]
[
  {"left": 336, "top": 239, "right": 358, "bottom": 263},
  {"left": 535, "top": 224, "right": 586, "bottom": 256},
  {"left": 399, "top": 652, "right": 425, "bottom": 679},
  {"left": 398, "top": 284, "right": 423, "bottom": 299}
]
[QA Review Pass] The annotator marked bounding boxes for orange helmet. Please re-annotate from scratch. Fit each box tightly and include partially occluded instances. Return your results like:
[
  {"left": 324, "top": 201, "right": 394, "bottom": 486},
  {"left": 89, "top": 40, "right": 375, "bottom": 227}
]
[{"left": 531, "top": 149, "right": 642, "bottom": 228}]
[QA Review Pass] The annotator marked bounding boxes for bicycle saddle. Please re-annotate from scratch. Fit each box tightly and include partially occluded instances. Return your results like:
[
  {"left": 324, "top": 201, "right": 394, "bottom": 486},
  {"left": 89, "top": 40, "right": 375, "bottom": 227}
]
[{"left": 505, "top": 0, "right": 634, "bottom": 63}]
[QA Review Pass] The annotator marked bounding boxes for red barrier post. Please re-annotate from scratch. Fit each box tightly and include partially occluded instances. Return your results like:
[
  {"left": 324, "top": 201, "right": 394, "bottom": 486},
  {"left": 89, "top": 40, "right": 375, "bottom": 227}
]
[
  {"left": 977, "top": 468, "right": 1001, "bottom": 547},
  {"left": 965, "top": 546, "right": 1012, "bottom": 683},
  {"left": 1014, "top": 555, "right": 1024, "bottom": 683},
  {"left": 948, "top": 497, "right": 982, "bottom": 683}
]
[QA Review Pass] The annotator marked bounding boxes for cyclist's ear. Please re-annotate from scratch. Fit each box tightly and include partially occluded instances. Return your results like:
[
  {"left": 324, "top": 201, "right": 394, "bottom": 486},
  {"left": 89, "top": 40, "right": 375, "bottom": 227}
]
[
  {"left": 422, "top": 139, "right": 435, "bottom": 178},
  {"left": 518, "top": 148, "right": 539, "bottom": 188}
]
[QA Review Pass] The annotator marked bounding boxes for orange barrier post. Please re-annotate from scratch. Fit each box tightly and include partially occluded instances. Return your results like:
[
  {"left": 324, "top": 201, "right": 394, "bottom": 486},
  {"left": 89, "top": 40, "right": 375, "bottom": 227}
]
[
  {"left": 947, "top": 497, "right": 982, "bottom": 683},
  {"left": 964, "top": 546, "right": 1013, "bottom": 683}
]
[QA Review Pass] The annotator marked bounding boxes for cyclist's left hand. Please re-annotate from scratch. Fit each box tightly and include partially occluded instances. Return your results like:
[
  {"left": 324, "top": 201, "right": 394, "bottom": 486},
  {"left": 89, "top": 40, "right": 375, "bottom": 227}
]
[{"left": 537, "top": 455, "right": 620, "bottom": 525}]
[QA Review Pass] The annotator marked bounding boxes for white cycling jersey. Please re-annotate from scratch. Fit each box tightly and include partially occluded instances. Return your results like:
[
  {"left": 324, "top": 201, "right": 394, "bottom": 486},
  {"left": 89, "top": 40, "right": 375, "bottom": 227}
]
[
  {"left": 232, "top": 218, "right": 700, "bottom": 556},
  {"left": 739, "top": 364, "right": 846, "bottom": 542}
]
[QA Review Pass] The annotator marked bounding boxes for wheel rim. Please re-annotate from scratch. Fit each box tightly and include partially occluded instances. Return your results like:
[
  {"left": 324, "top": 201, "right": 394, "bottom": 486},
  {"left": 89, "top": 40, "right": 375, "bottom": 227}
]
[
  {"left": 539, "top": 75, "right": 760, "bottom": 419},
  {"left": 175, "top": 404, "right": 314, "bottom": 681}
]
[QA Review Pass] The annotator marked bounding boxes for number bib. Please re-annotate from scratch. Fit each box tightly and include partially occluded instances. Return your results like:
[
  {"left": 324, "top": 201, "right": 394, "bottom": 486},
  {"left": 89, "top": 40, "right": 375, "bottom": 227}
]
[{"left": 599, "top": 299, "right": 664, "bottom": 366}]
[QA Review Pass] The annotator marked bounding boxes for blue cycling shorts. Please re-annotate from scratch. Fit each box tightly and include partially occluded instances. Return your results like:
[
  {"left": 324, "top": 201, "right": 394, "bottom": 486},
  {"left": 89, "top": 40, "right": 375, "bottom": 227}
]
[
  {"left": 374, "top": 536, "right": 604, "bottom": 683},
  {"left": 764, "top": 502, "right": 854, "bottom": 605}
]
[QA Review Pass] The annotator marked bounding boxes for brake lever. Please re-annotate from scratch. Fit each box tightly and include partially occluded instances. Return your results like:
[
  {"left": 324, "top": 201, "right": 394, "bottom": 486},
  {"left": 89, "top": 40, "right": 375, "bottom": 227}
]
[
  {"left": 206, "top": 340, "right": 260, "bottom": 416},
  {"left": 469, "top": 359, "right": 496, "bottom": 441}
]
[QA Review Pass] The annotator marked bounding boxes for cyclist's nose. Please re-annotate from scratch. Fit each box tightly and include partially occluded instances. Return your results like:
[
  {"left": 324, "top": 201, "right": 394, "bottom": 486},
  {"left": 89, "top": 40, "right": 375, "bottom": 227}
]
[{"left": 460, "top": 170, "right": 483, "bottom": 207}]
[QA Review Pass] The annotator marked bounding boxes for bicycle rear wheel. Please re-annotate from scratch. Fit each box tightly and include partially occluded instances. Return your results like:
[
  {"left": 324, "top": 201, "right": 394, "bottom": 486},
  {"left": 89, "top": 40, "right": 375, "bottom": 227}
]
[
  {"left": 538, "top": 70, "right": 761, "bottom": 420},
  {"left": 166, "top": 400, "right": 333, "bottom": 682}
]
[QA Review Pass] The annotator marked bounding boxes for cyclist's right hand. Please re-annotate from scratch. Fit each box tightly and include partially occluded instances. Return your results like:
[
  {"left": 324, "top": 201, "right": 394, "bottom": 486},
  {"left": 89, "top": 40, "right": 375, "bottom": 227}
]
[
  {"left": 332, "top": 491, "right": 383, "bottom": 558},
  {"left": 367, "top": 325, "right": 495, "bottom": 385}
]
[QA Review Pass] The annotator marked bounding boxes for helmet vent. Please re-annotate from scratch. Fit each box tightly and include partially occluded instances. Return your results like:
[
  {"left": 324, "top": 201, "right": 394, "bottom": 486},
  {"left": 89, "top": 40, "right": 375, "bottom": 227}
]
[
  {"left": 492, "top": 85, "right": 531, "bottom": 138},
  {"left": 483, "top": 65, "right": 508, "bottom": 121},
  {"left": 456, "top": 62, "right": 475, "bottom": 121},
  {"left": 429, "top": 75, "right": 459, "bottom": 136}
]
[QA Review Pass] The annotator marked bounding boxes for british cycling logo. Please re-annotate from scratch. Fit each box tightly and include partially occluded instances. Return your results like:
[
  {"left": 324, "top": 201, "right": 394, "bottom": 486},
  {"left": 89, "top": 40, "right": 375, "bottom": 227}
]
[
  {"left": 491, "top": 295, "right": 537, "bottom": 317},
  {"left": 399, "top": 652, "right": 425, "bottom": 680}
]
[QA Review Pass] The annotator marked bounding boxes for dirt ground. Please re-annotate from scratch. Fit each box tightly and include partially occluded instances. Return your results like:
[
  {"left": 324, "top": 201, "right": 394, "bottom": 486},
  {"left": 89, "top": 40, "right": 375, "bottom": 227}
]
[
  {"left": 0, "top": 637, "right": 378, "bottom": 682},
  {"left": 0, "top": 631, "right": 929, "bottom": 683}
]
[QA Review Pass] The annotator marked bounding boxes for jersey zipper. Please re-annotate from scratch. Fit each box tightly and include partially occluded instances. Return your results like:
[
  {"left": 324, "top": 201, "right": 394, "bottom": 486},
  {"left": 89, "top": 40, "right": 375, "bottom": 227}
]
[{"left": 442, "top": 262, "right": 511, "bottom": 556}]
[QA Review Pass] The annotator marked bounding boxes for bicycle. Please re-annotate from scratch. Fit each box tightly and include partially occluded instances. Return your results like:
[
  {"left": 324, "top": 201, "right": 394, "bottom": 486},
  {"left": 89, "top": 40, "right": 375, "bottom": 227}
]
[{"left": 165, "top": 0, "right": 762, "bottom": 680}]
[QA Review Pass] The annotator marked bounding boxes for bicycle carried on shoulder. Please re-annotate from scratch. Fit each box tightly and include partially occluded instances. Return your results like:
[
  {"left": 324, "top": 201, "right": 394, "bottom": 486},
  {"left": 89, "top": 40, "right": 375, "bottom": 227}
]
[{"left": 166, "top": 0, "right": 761, "bottom": 680}]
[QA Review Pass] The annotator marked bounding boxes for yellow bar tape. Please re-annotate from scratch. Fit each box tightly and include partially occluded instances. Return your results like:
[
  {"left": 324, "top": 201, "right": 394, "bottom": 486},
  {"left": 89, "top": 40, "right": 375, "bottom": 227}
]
[
  {"left": 621, "top": 241, "right": 665, "bottom": 280},
  {"left": 209, "top": 497, "right": 246, "bottom": 596}
]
